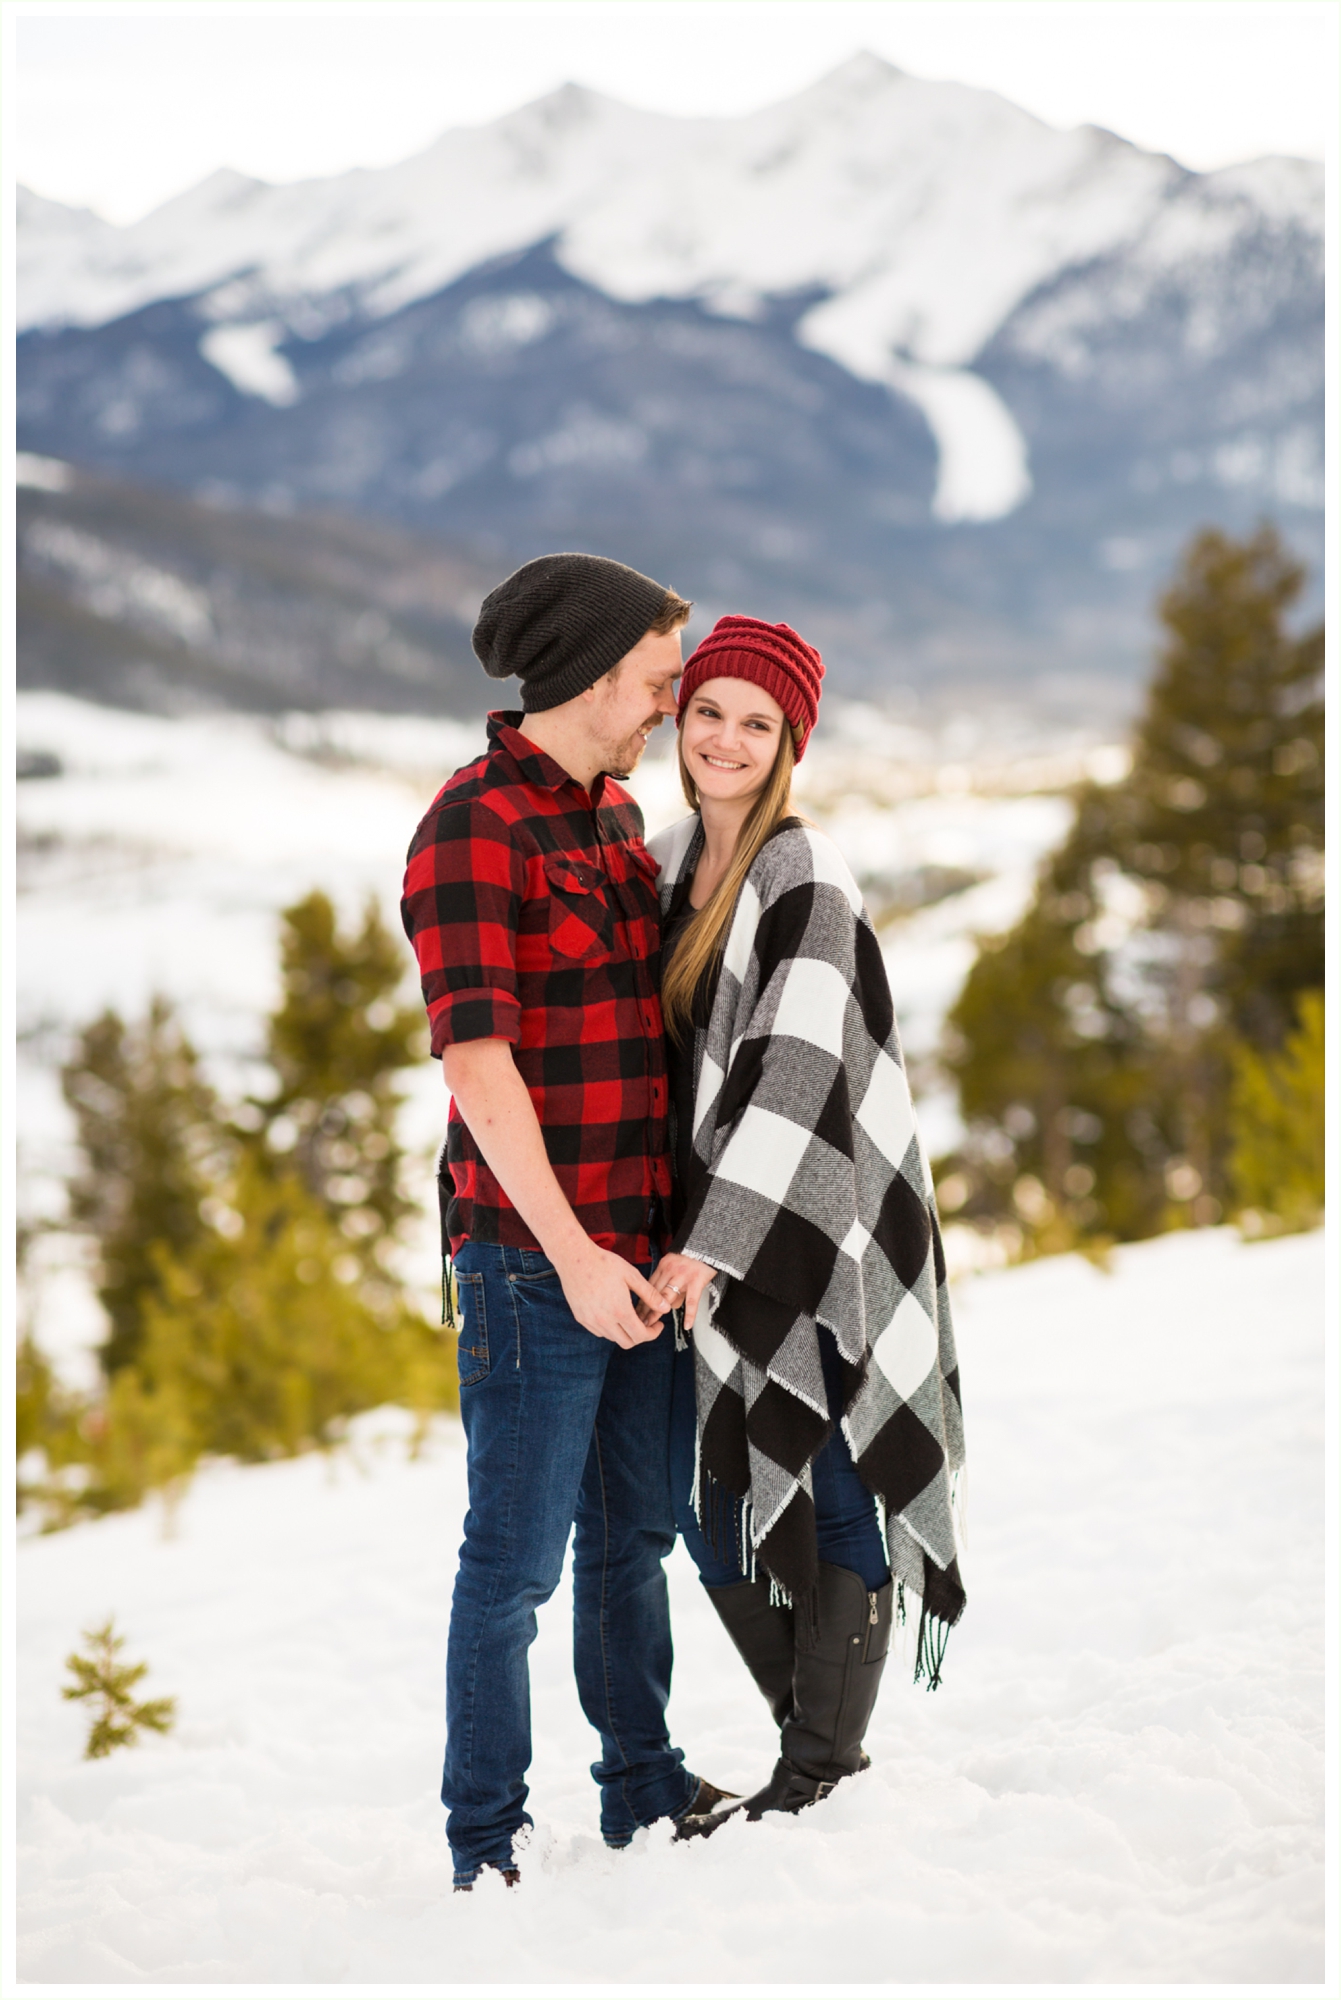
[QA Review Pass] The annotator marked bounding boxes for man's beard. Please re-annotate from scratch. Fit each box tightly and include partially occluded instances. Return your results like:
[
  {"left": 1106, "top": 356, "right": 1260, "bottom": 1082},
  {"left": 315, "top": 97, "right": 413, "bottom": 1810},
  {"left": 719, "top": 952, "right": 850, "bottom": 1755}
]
[{"left": 602, "top": 717, "right": 660, "bottom": 779}]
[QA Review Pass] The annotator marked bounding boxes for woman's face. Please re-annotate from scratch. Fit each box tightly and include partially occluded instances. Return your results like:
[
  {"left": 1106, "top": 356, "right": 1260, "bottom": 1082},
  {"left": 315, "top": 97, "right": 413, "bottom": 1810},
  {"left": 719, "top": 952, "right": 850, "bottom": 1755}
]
[{"left": 680, "top": 676, "right": 788, "bottom": 806}]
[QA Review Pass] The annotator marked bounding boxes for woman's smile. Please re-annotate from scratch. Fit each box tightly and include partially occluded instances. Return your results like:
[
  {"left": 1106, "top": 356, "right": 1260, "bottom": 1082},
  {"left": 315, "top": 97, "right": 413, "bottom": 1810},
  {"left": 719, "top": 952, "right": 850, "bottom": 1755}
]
[{"left": 681, "top": 675, "right": 786, "bottom": 801}]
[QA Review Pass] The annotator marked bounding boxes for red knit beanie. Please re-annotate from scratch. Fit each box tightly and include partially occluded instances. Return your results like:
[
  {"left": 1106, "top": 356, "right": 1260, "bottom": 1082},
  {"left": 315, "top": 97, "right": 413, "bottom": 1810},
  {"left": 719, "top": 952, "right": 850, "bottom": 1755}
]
[{"left": 677, "top": 616, "right": 825, "bottom": 760}]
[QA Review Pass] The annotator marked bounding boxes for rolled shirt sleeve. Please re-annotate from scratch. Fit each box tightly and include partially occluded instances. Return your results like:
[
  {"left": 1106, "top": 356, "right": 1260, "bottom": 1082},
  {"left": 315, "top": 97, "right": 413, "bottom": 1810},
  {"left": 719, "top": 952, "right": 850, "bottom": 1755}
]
[{"left": 402, "top": 796, "right": 525, "bottom": 1056}]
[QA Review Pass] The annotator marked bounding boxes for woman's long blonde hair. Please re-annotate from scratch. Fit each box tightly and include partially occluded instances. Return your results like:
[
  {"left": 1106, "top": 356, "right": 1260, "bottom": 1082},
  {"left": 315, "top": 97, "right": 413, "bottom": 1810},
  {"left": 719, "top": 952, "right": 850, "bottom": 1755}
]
[{"left": 661, "top": 720, "right": 797, "bottom": 1044}]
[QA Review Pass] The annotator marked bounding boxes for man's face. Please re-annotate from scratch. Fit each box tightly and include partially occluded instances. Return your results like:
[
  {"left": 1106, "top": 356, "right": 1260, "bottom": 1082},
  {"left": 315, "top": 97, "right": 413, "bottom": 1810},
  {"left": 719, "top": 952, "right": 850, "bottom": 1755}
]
[{"left": 585, "top": 627, "right": 684, "bottom": 778}]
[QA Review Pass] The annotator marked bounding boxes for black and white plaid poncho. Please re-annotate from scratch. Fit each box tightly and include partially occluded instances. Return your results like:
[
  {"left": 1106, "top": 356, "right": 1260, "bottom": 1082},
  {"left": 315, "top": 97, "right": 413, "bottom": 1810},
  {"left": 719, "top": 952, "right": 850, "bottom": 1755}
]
[{"left": 649, "top": 814, "right": 966, "bottom": 1683}]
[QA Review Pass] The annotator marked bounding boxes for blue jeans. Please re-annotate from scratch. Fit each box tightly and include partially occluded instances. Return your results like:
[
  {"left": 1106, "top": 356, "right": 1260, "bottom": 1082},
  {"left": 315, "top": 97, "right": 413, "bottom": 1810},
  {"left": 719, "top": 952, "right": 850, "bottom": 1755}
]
[
  {"left": 671, "top": 1319, "right": 891, "bottom": 1592},
  {"left": 443, "top": 1242, "right": 694, "bottom": 1884}
]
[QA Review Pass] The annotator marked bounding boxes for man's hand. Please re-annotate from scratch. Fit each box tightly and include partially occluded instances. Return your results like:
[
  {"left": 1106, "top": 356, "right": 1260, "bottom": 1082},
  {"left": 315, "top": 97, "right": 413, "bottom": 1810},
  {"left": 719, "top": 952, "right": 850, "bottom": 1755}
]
[
  {"left": 645, "top": 1251, "right": 718, "bottom": 1330},
  {"left": 554, "top": 1238, "right": 673, "bottom": 1349},
  {"left": 442, "top": 1039, "right": 674, "bottom": 1348}
]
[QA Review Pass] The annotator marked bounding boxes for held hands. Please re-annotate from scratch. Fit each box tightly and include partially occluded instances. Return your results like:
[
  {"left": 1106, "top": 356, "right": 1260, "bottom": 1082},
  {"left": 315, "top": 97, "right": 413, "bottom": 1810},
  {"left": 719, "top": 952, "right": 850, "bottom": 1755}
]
[
  {"left": 554, "top": 1239, "right": 675, "bottom": 1349},
  {"left": 643, "top": 1252, "right": 718, "bottom": 1331}
]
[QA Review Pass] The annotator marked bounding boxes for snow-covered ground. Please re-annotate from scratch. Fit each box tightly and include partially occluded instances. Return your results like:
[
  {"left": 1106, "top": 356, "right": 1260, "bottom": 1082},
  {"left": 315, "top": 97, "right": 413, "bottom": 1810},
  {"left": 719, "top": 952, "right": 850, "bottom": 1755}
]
[
  {"left": 15, "top": 690, "right": 1083, "bottom": 1384},
  {"left": 14, "top": 1226, "right": 1327, "bottom": 1985}
]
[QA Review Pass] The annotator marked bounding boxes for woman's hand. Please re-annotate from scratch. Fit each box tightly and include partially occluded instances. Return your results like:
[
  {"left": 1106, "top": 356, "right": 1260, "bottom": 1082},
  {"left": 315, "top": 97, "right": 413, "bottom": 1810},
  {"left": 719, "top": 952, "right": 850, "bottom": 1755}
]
[{"left": 644, "top": 1252, "right": 717, "bottom": 1330}]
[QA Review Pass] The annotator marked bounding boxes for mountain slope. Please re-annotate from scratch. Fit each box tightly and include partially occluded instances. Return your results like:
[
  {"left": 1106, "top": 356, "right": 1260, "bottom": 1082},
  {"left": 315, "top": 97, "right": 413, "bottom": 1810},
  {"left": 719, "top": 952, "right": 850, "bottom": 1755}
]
[
  {"left": 16, "top": 56, "right": 1323, "bottom": 696},
  {"left": 17, "top": 460, "right": 491, "bottom": 715}
]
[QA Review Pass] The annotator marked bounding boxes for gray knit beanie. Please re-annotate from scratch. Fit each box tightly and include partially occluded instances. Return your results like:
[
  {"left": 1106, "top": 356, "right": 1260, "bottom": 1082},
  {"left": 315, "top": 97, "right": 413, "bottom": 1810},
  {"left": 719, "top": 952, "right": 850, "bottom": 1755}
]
[{"left": 472, "top": 552, "right": 676, "bottom": 711}]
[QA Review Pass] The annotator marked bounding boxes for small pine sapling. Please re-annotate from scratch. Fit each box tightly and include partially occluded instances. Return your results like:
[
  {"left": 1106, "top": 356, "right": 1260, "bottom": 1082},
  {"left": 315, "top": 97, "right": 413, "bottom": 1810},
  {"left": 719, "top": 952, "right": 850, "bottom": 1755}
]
[{"left": 62, "top": 1620, "right": 177, "bottom": 1760}]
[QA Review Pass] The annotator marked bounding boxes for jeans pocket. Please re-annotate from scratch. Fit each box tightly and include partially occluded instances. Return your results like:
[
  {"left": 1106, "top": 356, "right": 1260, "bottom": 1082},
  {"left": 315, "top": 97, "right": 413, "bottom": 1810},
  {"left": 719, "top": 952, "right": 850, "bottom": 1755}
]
[
  {"left": 508, "top": 1261, "right": 566, "bottom": 1367},
  {"left": 454, "top": 1271, "right": 490, "bottom": 1387},
  {"left": 511, "top": 1258, "right": 560, "bottom": 1288}
]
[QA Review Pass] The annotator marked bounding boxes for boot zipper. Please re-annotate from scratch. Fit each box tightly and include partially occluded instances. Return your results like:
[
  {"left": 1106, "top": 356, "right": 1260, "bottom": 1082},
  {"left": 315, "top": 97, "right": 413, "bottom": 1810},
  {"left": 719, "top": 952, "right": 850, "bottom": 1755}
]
[{"left": 868, "top": 1592, "right": 879, "bottom": 1626}]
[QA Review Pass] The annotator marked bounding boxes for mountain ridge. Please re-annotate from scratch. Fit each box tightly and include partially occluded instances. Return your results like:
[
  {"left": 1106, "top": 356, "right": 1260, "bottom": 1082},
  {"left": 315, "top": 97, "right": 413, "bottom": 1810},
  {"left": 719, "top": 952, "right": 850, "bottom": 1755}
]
[
  {"left": 17, "top": 54, "right": 1322, "bottom": 700},
  {"left": 24, "top": 54, "right": 1313, "bottom": 360}
]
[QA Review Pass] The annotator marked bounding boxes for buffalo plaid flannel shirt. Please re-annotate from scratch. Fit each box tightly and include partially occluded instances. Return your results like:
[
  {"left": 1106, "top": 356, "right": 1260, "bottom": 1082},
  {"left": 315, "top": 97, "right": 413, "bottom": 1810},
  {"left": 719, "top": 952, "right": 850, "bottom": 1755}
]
[{"left": 401, "top": 712, "right": 671, "bottom": 1266}]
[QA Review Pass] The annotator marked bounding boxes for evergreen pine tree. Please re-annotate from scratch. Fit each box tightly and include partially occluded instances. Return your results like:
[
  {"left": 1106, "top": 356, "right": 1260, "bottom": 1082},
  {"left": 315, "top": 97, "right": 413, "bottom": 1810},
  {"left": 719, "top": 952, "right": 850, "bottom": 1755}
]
[
  {"left": 49, "top": 894, "right": 450, "bottom": 1523},
  {"left": 16, "top": 1331, "right": 62, "bottom": 1464},
  {"left": 1227, "top": 990, "right": 1325, "bottom": 1234},
  {"left": 134, "top": 1154, "right": 453, "bottom": 1464},
  {"left": 942, "top": 525, "right": 1323, "bottom": 1249},
  {"left": 1118, "top": 526, "right": 1323, "bottom": 1049},
  {"left": 61, "top": 1000, "right": 223, "bottom": 1375},
  {"left": 85, "top": 1360, "right": 201, "bottom": 1518},
  {"left": 252, "top": 892, "right": 425, "bottom": 1274},
  {"left": 16, "top": 1334, "right": 89, "bottom": 1516},
  {"left": 945, "top": 808, "right": 1170, "bottom": 1244}
]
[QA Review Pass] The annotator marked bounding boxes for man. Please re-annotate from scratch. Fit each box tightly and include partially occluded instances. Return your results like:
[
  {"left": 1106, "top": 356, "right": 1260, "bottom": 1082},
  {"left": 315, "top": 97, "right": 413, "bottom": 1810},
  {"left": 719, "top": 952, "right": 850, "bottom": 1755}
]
[{"left": 402, "top": 552, "right": 731, "bottom": 1889}]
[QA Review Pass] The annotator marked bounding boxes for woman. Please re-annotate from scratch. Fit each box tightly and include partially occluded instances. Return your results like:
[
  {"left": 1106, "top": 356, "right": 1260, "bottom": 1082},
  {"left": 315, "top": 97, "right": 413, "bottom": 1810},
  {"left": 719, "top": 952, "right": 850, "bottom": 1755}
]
[{"left": 646, "top": 617, "right": 966, "bottom": 1833}]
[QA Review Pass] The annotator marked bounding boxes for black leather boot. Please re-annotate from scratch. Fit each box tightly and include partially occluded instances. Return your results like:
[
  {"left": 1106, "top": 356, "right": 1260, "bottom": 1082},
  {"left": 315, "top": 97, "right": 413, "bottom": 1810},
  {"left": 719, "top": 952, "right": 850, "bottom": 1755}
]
[
  {"left": 672, "top": 1582, "right": 797, "bottom": 1842},
  {"left": 704, "top": 1579, "right": 796, "bottom": 1725},
  {"left": 780, "top": 1562, "right": 892, "bottom": 1794},
  {"left": 704, "top": 1563, "right": 893, "bottom": 1829}
]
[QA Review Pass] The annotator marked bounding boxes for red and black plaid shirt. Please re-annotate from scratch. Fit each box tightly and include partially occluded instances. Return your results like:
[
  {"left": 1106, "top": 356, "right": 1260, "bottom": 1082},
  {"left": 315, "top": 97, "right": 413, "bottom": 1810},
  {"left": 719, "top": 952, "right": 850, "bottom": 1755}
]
[{"left": 401, "top": 712, "right": 671, "bottom": 1265}]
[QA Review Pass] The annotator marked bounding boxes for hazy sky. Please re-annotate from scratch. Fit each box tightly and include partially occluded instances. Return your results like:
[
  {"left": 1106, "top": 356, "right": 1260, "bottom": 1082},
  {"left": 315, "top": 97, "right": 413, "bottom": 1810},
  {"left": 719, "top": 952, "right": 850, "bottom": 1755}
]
[{"left": 12, "top": 0, "right": 1337, "bottom": 226}]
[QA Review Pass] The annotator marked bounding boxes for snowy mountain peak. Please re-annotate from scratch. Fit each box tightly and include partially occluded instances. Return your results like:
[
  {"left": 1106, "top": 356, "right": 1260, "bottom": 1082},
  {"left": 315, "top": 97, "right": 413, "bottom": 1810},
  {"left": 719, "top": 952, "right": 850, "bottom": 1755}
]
[
  {"left": 1202, "top": 154, "right": 1324, "bottom": 226},
  {"left": 502, "top": 77, "right": 628, "bottom": 130},
  {"left": 16, "top": 61, "right": 1322, "bottom": 544},
  {"left": 20, "top": 57, "right": 1317, "bottom": 370},
  {"left": 161, "top": 165, "right": 272, "bottom": 212},
  {"left": 822, "top": 48, "right": 902, "bottom": 82},
  {"left": 135, "top": 167, "right": 276, "bottom": 241},
  {"left": 791, "top": 48, "right": 908, "bottom": 104},
  {"left": 11, "top": 60, "right": 1181, "bottom": 350},
  {"left": 18, "top": 183, "right": 107, "bottom": 228}
]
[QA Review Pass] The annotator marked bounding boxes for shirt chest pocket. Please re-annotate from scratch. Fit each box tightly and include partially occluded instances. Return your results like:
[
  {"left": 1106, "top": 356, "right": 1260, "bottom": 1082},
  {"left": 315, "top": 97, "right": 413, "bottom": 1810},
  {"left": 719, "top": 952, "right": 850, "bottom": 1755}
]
[{"left": 543, "top": 854, "right": 615, "bottom": 963}]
